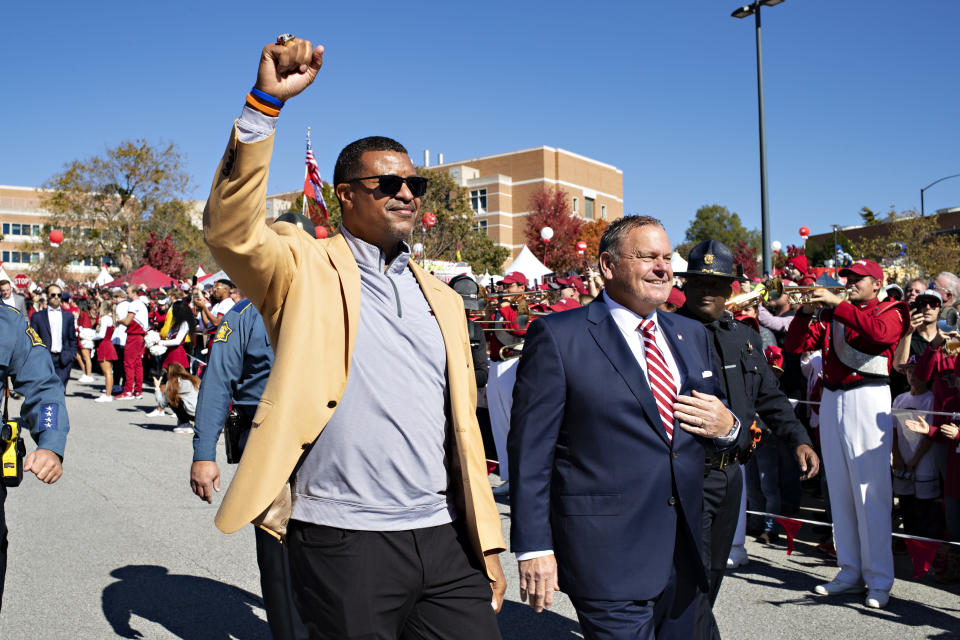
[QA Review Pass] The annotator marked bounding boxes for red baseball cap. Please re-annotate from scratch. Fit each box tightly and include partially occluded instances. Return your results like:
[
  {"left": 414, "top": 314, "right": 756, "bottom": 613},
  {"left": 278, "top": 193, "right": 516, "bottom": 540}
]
[
  {"left": 555, "top": 275, "right": 588, "bottom": 295},
  {"left": 502, "top": 272, "right": 528, "bottom": 286},
  {"left": 839, "top": 259, "right": 883, "bottom": 281},
  {"left": 666, "top": 287, "right": 685, "bottom": 307},
  {"left": 549, "top": 298, "right": 581, "bottom": 313}
]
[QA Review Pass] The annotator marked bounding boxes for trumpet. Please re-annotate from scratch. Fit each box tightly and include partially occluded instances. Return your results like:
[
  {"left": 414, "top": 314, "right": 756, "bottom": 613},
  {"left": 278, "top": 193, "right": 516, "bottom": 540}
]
[
  {"left": 783, "top": 286, "right": 847, "bottom": 306},
  {"left": 725, "top": 278, "right": 784, "bottom": 312}
]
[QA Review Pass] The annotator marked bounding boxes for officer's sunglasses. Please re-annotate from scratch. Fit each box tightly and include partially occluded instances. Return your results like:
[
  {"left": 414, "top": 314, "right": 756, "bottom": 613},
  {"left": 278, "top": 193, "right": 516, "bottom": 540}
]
[{"left": 346, "top": 175, "right": 428, "bottom": 198}]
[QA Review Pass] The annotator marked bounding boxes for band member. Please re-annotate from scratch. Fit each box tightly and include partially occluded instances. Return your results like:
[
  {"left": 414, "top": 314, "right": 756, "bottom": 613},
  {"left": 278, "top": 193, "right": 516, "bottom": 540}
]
[{"left": 785, "top": 259, "right": 908, "bottom": 609}]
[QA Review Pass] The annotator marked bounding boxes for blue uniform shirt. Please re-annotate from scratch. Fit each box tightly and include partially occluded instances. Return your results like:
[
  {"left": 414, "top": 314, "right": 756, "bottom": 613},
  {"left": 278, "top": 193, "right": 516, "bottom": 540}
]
[
  {"left": 0, "top": 306, "right": 70, "bottom": 457},
  {"left": 192, "top": 299, "right": 273, "bottom": 461}
]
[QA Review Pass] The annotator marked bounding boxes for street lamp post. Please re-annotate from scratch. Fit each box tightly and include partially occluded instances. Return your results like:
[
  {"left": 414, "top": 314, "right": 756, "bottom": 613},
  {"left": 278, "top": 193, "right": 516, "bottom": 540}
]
[
  {"left": 920, "top": 173, "right": 960, "bottom": 216},
  {"left": 732, "top": 0, "right": 786, "bottom": 277}
]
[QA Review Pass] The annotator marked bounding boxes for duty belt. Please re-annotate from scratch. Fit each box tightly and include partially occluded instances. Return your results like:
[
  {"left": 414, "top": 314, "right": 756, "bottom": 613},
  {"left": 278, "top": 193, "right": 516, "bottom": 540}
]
[{"left": 705, "top": 449, "right": 740, "bottom": 473}]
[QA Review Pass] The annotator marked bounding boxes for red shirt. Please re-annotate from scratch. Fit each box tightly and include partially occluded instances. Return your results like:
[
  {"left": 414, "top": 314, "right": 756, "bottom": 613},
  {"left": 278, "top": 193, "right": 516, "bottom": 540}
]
[
  {"left": 785, "top": 298, "right": 907, "bottom": 387},
  {"left": 914, "top": 344, "right": 960, "bottom": 413}
]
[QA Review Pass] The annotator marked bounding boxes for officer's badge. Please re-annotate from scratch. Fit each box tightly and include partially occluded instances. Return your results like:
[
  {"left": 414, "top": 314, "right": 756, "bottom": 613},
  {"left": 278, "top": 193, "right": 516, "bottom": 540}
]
[
  {"left": 214, "top": 321, "right": 233, "bottom": 343},
  {"left": 25, "top": 327, "right": 44, "bottom": 347},
  {"left": 704, "top": 254, "right": 715, "bottom": 265}
]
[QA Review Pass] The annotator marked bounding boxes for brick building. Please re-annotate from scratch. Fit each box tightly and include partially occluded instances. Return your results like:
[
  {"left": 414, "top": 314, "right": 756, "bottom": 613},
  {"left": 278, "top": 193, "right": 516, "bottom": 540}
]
[{"left": 427, "top": 146, "right": 623, "bottom": 258}]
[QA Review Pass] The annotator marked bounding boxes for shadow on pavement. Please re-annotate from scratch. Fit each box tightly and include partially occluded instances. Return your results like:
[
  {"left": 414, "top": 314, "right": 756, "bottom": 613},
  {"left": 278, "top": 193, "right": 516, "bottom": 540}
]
[
  {"left": 498, "top": 600, "right": 581, "bottom": 639},
  {"left": 102, "top": 565, "right": 270, "bottom": 639},
  {"left": 726, "top": 554, "right": 960, "bottom": 638}
]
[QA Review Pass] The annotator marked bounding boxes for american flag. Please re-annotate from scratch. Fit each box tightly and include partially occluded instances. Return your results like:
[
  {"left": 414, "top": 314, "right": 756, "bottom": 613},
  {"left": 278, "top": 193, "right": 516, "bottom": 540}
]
[{"left": 304, "top": 127, "right": 328, "bottom": 221}]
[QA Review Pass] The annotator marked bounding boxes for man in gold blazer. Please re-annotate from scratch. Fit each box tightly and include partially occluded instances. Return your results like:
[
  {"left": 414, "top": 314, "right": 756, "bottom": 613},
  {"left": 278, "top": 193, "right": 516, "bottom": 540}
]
[{"left": 203, "top": 36, "right": 506, "bottom": 639}]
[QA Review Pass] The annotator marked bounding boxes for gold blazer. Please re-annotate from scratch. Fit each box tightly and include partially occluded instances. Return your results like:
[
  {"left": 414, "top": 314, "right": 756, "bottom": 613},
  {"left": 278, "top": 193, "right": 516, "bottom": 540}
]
[{"left": 202, "top": 125, "right": 505, "bottom": 572}]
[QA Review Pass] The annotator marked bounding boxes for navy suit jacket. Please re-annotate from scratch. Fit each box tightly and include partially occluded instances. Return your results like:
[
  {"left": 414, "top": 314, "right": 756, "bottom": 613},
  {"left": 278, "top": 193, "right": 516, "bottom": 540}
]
[
  {"left": 508, "top": 298, "right": 729, "bottom": 602},
  {"left": 30, "top": 308, "right": 77, "bottom": 368}
]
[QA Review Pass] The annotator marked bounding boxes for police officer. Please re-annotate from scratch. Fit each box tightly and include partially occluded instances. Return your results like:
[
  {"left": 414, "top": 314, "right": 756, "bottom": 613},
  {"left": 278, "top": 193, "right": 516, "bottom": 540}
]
[
  {"left": 676, "top": 241, "right": 819, "bottom": 640},
  {"left": 449, "top": 274, "right": 489, "bottom": 388},
  {"left": 0, "top": 304, "right": 70, "bottom": 610}
]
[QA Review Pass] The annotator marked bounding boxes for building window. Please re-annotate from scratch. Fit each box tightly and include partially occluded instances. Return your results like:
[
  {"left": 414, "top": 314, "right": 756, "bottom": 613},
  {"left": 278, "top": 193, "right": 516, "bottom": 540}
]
[
  {"left": 32, "top": 224, "right": 41, "bottom": 236},
  {"left": 585, "top": 197, "right": 595, "bottom": 220},
  {"left": 572, "top": 197, "right": 579, "bottom": 214},
  {"left": 473, "top": 220, "right": 488, "bottom": 234},
  {"left": 1, "top": 251, "right": 7, "bottom": 262},
  {"left": 1, "top": 223, "right": 8, "bottom": 235},
  {"left": 10, "top": 223, "right": 21, "bottom": 235},
  {"left": 31, "top": 252, "right": 40, "bottom": 264},
  {"left": 10, "top": 251, "right": 20, "bottom": 263},
  {"left": 470, "top": 189, "right": 487, "bottom": 214},
  {"left": 601, "top": 204, "right": 607, "bottom": 219}
]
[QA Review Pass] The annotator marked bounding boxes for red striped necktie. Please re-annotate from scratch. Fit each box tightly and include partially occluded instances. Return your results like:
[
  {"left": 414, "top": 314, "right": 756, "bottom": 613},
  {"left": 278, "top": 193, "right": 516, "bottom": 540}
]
[{"left": 638, "top": 319, "right": 676, "bottom": 440}]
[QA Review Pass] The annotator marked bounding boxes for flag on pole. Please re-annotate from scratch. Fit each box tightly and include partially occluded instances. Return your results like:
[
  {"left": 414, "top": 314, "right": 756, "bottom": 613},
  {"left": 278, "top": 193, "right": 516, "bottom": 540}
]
[{"left": 304, "top": 127, "right": 328, "bottom": 222}]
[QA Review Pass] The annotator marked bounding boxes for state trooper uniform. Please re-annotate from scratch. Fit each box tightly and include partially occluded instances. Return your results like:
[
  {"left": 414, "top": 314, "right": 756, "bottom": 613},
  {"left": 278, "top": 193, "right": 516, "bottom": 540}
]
[
  {"left": 677, "top": 241, "right": 815, "bottom": 640},
  {"left": 0, "top": 304, "right": 70, "bottom": 609},
  {"left": 192, "top": 298, "right": 306, "bottom": 640}
]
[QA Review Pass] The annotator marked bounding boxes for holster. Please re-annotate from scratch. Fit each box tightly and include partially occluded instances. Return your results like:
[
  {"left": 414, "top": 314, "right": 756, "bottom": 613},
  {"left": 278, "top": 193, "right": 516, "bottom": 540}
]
[
  {"left": 223, "top": 409, "right": 251, "bottom": 465},
  {"left": 1, "top": 419, "right": 26, "bottom": 488}
]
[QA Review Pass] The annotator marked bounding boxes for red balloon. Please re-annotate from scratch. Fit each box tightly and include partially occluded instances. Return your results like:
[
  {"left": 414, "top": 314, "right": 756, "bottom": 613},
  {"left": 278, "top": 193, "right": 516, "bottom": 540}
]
[
  {"left": 799, "top": 226, "right": 810, "bottom": 237},
  {"left": 315, "top": 226, "right": 329, "bottom": 239},
  {"left": 49, "top": 229, "right": 64, "bottom": 245},
  {"left": 421, "top": 211, "right": 437, "bottom": 230}
]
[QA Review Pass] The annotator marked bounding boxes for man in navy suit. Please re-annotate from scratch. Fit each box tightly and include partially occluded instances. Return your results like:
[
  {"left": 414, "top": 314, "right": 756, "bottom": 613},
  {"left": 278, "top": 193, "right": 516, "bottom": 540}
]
[
  {"left": 509, "top": 216, "right": 741, "bottom": 640},
  {"left": 29, "top": 284, "right": 77, "bottom": 389}
]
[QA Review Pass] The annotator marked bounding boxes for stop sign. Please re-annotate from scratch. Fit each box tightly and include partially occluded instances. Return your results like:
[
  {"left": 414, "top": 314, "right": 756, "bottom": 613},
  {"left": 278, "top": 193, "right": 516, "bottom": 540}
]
[{"left": 13, "top": 274, "right": 29, "bottom": 289}]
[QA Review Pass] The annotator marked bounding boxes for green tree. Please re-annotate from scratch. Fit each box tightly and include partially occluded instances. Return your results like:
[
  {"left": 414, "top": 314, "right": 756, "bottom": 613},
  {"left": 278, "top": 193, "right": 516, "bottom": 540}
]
[
  {"left": 853, "top": 208, "right": 960, "bottom": 278},
  {"left": 40, "top": 139, "right": 190, "bottom": 276},
  {"left": 682, "top": 204, "right": 761, "bottom": 253},
  {"left": 415, "top": 168, "right": 509, "bottom": 274},
  {"left": 143, "top": 199, "right": 218, "bottom": 275}
]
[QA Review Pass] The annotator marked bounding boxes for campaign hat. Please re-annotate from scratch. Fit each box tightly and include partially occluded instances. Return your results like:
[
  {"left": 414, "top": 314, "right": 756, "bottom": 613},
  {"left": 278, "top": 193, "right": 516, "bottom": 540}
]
[{"left": 676, "top": 240, "right": 746, "bottom": 281}]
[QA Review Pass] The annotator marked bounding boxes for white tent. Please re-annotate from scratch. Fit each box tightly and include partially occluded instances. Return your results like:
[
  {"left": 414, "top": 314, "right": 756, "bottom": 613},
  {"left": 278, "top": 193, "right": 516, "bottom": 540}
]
[
  {"left": 94, "top": 265, "right": 113, "bottom": 287},
  {"left": 670, "top": 253, "right": 688, "bottom": 281},
  {"left": 200, "top": 269, "right": 229, "bottom": 288},
  {"left": 195, "top": 265, "right": 207, "bottom": 279},
  {"left": 477, "top": 271, "right": 493, "bottom": 288},
  {"left": 0, "top": 265, "right": 12, "bottom": 285},
  {"left": 502, "top": 246, "right": 552, "bottom": 285}
]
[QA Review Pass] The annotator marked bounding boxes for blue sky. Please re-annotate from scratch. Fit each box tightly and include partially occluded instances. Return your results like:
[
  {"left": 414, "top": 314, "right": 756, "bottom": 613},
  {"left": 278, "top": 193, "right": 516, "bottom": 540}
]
[{"left": 3, "top": 0, "right": 958, "bottom": 252}]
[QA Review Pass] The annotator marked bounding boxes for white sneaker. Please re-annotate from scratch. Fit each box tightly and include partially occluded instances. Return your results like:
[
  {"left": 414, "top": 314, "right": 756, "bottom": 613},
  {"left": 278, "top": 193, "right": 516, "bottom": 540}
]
[
  {"left": 94, "top": 394, "right": 113, "bottom": 403},
  {"left": 814, "top": 579, "right": 866, "bottom": 596},
  {"left": 727, "top": 546, "right": 748, "bottom": 569},
  {"left": 173, "top": 425, "right": 194, "bottom": 434},
  {"left": 865, "top": 590, "right": 889, "bottom": 609},
  {"left": 78, "top": 375, "right": 94, "bottom": 383},
  {"left": 145, "top": 409, "right": 168, "bottom": 418}
]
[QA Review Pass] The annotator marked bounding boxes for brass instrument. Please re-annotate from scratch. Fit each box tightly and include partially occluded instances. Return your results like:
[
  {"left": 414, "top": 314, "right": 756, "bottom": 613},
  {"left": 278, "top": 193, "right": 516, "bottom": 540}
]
[
  {"left": 783, "top": 286, "right": 847, "bottom": 306},
  {"left": 499, "top": 343, "right": 524, "bottom": 360},
  {"left": 725, "top": 278, "right": 784, "bottom": 312}
]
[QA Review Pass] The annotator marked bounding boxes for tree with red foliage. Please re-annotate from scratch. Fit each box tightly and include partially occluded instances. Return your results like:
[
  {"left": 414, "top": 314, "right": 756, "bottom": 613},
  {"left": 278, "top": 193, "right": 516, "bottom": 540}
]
[
  {"left": 774, "top": 244, "right": 805, "bottom": 271},
  {"left": 733, "top": 240, "right": 758, "bottom": 279},
  {"left": 577, "top": 219, "right": 608, "bottom": 268},
  {"left": 524, "top": 187, "right": 584, "bottom": 273},
  {"left": 142, "top": 231, "right": 186, "bottom": 280}
]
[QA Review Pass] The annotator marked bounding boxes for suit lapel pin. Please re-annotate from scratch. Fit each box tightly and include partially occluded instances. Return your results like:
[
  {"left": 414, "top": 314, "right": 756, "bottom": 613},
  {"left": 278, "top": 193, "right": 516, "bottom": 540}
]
[{"left": 677, "top": 333, "right": 683, "bottom": 341}]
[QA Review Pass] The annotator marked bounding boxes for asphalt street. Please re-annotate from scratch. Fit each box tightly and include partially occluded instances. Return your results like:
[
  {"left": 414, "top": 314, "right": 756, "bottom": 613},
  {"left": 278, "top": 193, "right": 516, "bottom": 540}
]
[{"left": 1, "top": 371, "right": 958, "bottom": 639}]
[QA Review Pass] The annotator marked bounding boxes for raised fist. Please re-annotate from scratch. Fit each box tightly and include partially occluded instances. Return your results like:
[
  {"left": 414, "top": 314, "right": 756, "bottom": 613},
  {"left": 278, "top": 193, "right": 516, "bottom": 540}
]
[{"left": 255, "top": 37, "right": 324, "bottom": 103}]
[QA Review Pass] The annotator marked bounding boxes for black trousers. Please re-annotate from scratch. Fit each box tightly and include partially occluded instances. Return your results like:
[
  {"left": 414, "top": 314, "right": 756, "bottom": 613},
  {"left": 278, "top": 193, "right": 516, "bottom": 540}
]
[
  {"left": 0, "top": 483, "right": 6, "bottom": 612},
  {"left": 255, "top": 527, "right": 309, "bottom": 640},
  {"left": 286, "top": 520, "right": 500, "bottom": 640},
  {"left": 693, "top": 464, "right": 742, "bottom": 640}
]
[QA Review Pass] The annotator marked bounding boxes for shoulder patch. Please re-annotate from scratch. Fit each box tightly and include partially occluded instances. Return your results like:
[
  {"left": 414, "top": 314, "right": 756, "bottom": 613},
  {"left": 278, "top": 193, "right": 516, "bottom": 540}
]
[
  {"left": 233, "top": 299, "right": 253, "bottom": 315},
  {"left": 39, "top": 404, "right": 59, "bottom": 431},
  {"left": 25, "top": 327, "right": 45, "bottom": 347},
  {"left": 214, "top": 321, "right": 233, "bottom": 343},
  {"left": 0, "top": 304, "right": 21, "bottom": 316}
]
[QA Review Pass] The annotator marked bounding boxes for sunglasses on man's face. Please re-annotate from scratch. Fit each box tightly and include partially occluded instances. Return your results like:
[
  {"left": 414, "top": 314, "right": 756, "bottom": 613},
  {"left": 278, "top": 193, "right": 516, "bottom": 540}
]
[
  {"left": 48, "top": 293, "right": 61, "bottom": 298},
  {"left": 347, "top": 174, "right": 428, "bottom": 198}
]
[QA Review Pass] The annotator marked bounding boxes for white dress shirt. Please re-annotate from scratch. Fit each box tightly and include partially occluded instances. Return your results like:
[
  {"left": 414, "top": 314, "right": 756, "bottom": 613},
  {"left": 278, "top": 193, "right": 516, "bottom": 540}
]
[{"left": 47, "top": 307, "right": 63, "bottom": 353}]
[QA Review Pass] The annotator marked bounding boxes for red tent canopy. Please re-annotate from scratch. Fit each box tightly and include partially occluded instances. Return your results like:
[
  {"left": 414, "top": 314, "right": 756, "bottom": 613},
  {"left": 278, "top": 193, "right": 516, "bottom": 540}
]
[{"left": 103, "top": 265, "right": 180, "bottom": 289}]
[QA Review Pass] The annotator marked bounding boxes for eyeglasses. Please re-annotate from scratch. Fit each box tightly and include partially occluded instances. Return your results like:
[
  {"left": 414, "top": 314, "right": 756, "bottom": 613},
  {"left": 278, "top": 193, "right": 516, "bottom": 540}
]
[
  {"left": 47, "top": 293, "right": 61, "bottom": 298},
  {"left": 346, "top": 175, "right": 428, "bottom": 198}
]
